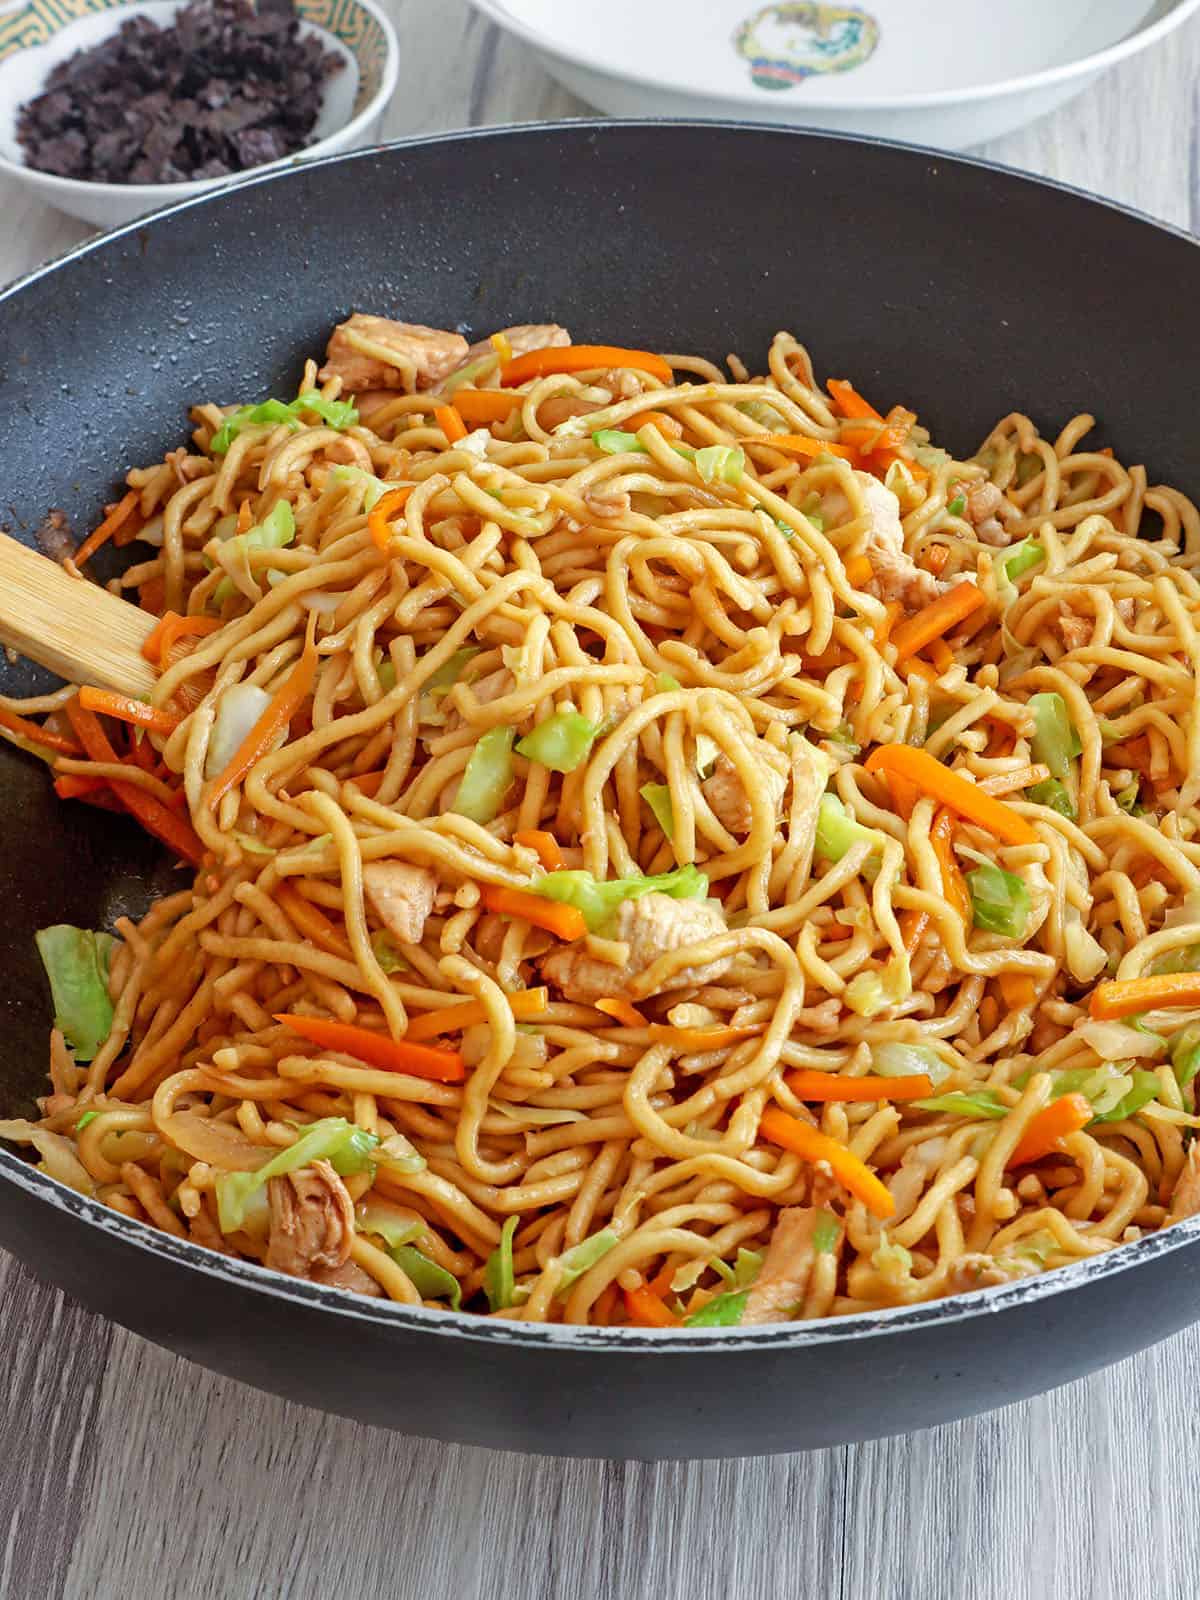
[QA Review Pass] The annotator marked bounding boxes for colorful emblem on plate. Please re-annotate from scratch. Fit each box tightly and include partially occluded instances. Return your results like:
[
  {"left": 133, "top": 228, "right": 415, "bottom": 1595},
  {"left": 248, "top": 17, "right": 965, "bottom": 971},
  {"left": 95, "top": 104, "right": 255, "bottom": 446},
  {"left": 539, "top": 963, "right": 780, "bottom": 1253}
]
[{"left": 734, "top": 3, "right": 879, "bottom": 91}]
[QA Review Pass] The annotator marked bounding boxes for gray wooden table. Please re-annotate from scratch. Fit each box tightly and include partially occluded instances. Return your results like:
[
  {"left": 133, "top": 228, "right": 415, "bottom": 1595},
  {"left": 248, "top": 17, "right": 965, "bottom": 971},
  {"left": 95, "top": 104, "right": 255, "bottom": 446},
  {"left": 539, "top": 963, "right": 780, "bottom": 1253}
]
[{"left": 3, "top": 6, "right": 1199, "bottom": 1596}]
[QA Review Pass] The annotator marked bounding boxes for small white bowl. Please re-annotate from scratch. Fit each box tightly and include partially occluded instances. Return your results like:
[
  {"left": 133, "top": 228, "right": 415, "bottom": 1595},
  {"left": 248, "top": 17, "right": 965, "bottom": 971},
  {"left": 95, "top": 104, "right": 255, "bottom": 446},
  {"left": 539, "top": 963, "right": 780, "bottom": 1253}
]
[
  {"left": 0, "top": 0, "right": 399, "bottom": 228},
  {"left": 467, "top": 0, "right": 1200, "bottom": 150}
]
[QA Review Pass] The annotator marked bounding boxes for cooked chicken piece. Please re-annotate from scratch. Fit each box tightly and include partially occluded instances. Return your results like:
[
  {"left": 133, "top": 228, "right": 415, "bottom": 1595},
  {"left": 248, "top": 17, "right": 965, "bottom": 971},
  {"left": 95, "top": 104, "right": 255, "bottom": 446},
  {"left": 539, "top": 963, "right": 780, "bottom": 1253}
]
[
  {"left": 354, "top": 390, "right": 402, "bottom": 426},
  {"left": 742, "top": 1206, "right": 826, "bottom": 1325},
  {"left": 537, "top": 394, "right": 606, "bottom": 429},
  {"left": 364, "top": 861, "right": 437, "bottom": 946},
  {"left": 463, "top": 323, "right": 570, "bottom": 362},
  {"left": 466, "top": 666, "right": 516, "bottom": 705},
  {"left": 541, "top": 892, "right": 730, "bottom": 1003},
  {"left": 793, "top": 997, "right": 843, "bottom": 1037},
  {"left": 959, "top": 479, "right": 1015, "bottom": 546},
  {"left": 701, "top": 753, "right": 786, "bottom": 835},
  {"left": 827, "top": 472, "right": 939, "bottom": 607},
  {"left": 1169, "top": 1145, "right": 1200, "bottom": 1223},
  {"left": 946, "top": 1253, "right": 1009, "bottom": 1292},
  {"left": 1055, "top": 602, "right": 1092, "bottom": 652},
  {"left": 319, "top": 314, "right": 469, "bottom": 393},
  {"left": 265, "top": 1160, "right": 355, "bottom": 1279},
  {"left": 311, "top": 1258, "right": 384, "bottom": 1297}
]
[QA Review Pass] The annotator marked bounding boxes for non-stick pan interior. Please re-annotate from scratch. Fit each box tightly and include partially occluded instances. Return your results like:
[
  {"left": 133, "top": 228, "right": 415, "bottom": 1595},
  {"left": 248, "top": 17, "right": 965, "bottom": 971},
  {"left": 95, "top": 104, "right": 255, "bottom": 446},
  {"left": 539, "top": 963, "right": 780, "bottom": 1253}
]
[{"left": 0, "top": 120, "right": 1195, "bottom": 1109}]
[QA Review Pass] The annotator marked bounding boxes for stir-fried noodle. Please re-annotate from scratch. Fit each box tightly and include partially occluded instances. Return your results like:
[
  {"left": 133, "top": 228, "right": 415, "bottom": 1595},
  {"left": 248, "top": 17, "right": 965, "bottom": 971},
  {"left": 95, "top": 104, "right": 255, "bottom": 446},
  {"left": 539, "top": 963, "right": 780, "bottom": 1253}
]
[{"left": 7, "top": 317, "right": 1200, "bottom": 1328}]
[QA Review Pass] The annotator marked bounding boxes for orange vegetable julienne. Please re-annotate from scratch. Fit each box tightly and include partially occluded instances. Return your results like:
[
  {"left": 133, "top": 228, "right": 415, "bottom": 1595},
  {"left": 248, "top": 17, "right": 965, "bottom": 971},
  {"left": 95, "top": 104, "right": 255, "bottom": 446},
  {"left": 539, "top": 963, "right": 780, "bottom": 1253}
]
[
  {"left": 786, "top": 1069, "right": 935, "bottom": 1103},
  {"left": 647, "top": 1023, "right": 760, "bottom": 1051},
  {"left": 0, "top": 705, "right": 78, "bottom": 755},
  {"left": 929, "top": 806, "right": 971, "bottom": 925},
  {"left": 73, "top": 490, "right": 139, "bottom": 566},
  {"left": 54, "top": 774, "right": 108, "bottom": 801},
  {"left": 1089, "top": 971, "right": 1200, "bottom": 1020},
  {"left": 207, "top": 614, "right": 317, "bottom": 812},
  {"left": 887, "top": 773, "right": 922, "bottom": 821},
  {"left": 405, "top": 987, "right": 549, "bottom": 1043},
  {"left": 346, "top": 768, "right": 387, "bottom": 797},
  {"left": 927, "top": 637, "right": 954, "bottom": 673},
  {"left": 591, "top": 1281, "right": 620, "bottom": 1326},
  {"left": 139, "top": 576, "right": 166, "bottom": 614},
  {"left": 625, "top": 410, "right": 685, "bottom": 438},
  {"left": 64, "top": 698, "right": 203, "bottom": 867},
  {"left": 596, "top": 997, "right": 648, "bottom": 1028},
  {"left": 899, "top": 908, "right": 930, "bottom": 960},
  {"left": 435, "top": 404, "right": 468, "bottom": 443},
  {"left": 1007, "top": 1093, "right": 1091, "bottom": 1167},
  {"left": 276, "top": 883, "right": 350, "bottom": 959},
  {"left": 367, "top": 485, "right": 415, "bottom": 552},
  {"left": 142, "top": 611, "right": 221, "bottom": 666},
  {"left": 274, "top": 1013, "right": 464, "bottom": 1083},
  {"left": 623, "top": 1285, "right": 679, "bottom": 1328},
  {"left": 499, "top": 344, "right": 674, "bottom": 388},
  {"left": 759, "top": 1106, "right": 895, "bottom": 1219},
  {"left": 889, "top": 581, "right": 987, "bottom": 663},
  {"left": 513, "top": 828, "right": 564, "bottom": 870},
  {"left": 998, "top": 972, "right": 1037, "bottom": 1011},
  {"left": 451, "top": 390, "right": 522, "bottom": 426},
  {"left": 755, "top": 433, "right": 858, "bottom": 462},
  {"left": 479, "top": 883, "right": 587, "bottom": 941},
  {"left": 864, "top": 745, "right": 1038, "bottom": 847},
  {"left": 873, "top": 599, "right": 905, "bottom": 650},
  {"left": 844, "top": 554, "right": 874, "bottom": 588},
  {"left": 827, "top": 378, "right": 882, "bottom": 422},
  {"left": 78, "top": 686, "right": 181, "bottom": 736},
  {"left": 921, "top": 544, "right": 950, "bottom": 576}
]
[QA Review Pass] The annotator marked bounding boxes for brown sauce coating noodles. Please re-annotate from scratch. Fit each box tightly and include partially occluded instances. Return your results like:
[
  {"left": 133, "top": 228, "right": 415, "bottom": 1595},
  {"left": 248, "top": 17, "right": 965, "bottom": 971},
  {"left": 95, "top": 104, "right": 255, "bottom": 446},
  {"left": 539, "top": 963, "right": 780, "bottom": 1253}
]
[{"left": 6, "top": 324, "right": 1200, "bottom": 1329}]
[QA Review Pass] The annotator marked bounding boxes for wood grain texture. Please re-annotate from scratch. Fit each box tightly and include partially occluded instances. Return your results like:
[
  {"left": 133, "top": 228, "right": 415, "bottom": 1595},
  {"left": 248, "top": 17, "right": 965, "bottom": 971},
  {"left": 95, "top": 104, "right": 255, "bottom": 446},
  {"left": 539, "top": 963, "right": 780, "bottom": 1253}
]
[
  {"left": 0, "top": 532, "right": 158, "bottom": 697},
  {"left": 3, "top": 4, "right": 1200, "bottom": 1597}
]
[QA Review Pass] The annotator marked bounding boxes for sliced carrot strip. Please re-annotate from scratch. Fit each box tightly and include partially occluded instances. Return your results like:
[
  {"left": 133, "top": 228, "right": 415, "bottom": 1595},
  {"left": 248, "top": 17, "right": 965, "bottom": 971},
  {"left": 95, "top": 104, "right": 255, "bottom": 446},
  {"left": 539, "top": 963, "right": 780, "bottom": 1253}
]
[
  {"left": 900, "top": 909, "right": 930, "bottom": 959},
  {"left": 73, "top": 490, "right": 139, "bottom": 566},
  {"left": 844, "top": 555, "right": 874, "bottom": 588},
  {"left": 367, "top": 486, "right": 415, "bottom": 552},
  {"left": 787, "top": 1070, "right": 934, "bottom": 1102},
  {"left": 998, "top": 972, "right": 1037, "bottom": 1010},
  {"left": 500, "top": 345, "right": 673, "bottom": 387},
  {"left": 591, "top": 1281, "right": 619, "bottom": 1325},
  {"left": 890, "top": 582, "right": 986, "bottom": 663},
  {"left": 929, "top": 806, "right": 971, "bottom": 924},
  {"left": 64, "top": 698, "right": 203, "bottom": 867},
  {"left": 827, "top": 379, "right": 882, "bottom": 423},
  {"left": 78, "top": 686, "right": 181, "bottom": 736},
  {"left": 864, "top": 745, "right": 1038, "bottom": 846},
  {"left": 927, "top": 637, "right": 954, "bottom": 673},
  {"left": 405, "top": 987, "right": 548, "bottom": 1043},
  {"left": 756, "top": 433, "right": 858, "bottom": 462},
  {"left": 626, "top": 410, "right": 684, "bottom": 438},
  {"left": 274, "top": 1013, "right": 464, "bottom": 1083},
  {"left": 513, "top": 829, "right": 564, "bottom": 870},
  {"left": 873, "top": 600, "right": 905, "bottom": 650},
  {"left": 1089, "top": 971, "right": 1200, "bottom": 1020},
  {"left": 451, "top": 390, "right": 522, "bottom": 426},
  {"left": 138, "top": 577, "right": 166, "bottom": 615},
  {"left": 623, "top": 1285, "right": 679, "bottom": 1328},
  {"left": 1007, "top": 1094, "right": 1091, "bottom": 1167},
  {"left": 143, "top": 611, "right": 221, "bottom": 666},
  {"left": 346, "top": 768, "right": 387, "bottom": 797},
  {"left": 596, "top": 997, "right": 648, "bottom": 1028},
  {"left": 479, "top": 884, "right": 587, "bottom": 941},
  {"left": 277, "top": 883, "right": 351, "bottom": 959},
  {"left": 921, "top": 544, "right": 950, "bottom": 576},
  {"left": 887, "top": 773, "right": 921, "bottom": 821},
  {"left": 759, "top": 1107, "right": 895, "bottom": 1219},
  {"left": 53, "top": 774, "right": 108, "bottom": 801},
  {"left": 435, "top": 404, "right": 468, "bottom": 443},
  {"left": 0, "top": 705, "right": 78, "bottom": 755},
  {"left": 207, "top": 616, "right": 317, "bottom": 812}
]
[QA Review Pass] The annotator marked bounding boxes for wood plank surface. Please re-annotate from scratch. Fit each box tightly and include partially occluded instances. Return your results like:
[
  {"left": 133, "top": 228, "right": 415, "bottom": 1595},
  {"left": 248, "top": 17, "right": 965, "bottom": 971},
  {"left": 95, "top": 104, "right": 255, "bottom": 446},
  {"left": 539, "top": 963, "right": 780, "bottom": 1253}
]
[{"left": 2, "top": 4, "right": 1199, "bottom": 1596}]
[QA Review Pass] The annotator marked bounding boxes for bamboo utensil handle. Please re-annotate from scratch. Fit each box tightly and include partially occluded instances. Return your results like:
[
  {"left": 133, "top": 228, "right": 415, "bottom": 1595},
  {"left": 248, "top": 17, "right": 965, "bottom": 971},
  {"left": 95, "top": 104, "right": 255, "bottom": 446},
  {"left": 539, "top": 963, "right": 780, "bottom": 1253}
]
[{"left": 0, "top": 532, "right": 158, "bottom": 699}]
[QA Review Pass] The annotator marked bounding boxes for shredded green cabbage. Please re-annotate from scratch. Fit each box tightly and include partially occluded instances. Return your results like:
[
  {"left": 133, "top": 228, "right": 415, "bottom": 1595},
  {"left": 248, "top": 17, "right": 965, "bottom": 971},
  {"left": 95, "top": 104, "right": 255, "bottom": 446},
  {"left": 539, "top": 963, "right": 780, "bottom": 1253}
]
[
  {"left": 914, "top": 1090, "right": 1008, "bottom": 1119},
  {"left": 211, "top": 393, "right": 358, "bottom": 454},
  {"left": 452, "top": 726, "right": 514, "bottom": 824},
  {"left": 215, "top": 1118, "right": 379, "bottom": 1234},
  {"left": 871, "top": 1041, "right": 951, "bottom": 1085},
  {"left": 656, "top": 673, "right": 682, "bottom": 693},
  {"left": 812, "top": 1210, "right": 841, "bottom": 1253},
  {"left": 75, "top": 1110, "right": 99, "bottom": 1132},
  {"left": 684, "top": 1288, "right": 749, "bottom": 1327},
  {"left": 530, "top": 863, "right": 708, "bottom": 937},
  {"left": 1026, "top": 777, "right": 1075, "bottom": 820},
  {"left": 555, "top": 1228, "right": 619, "bottom": 1294},
  {"left": 1001, "top": 537, "right": 1045, "bottom": 582},
  {"left": 392, "top": 1246, "right": 463, "bottom": 1310},
  {"left": 35, "top": 925, "right": 116, "bottom": 1063},
  {"left": 640, "top": 782, "right": 675, "bottom": 838},
  {"left": 844, "top": 959, "right": 910, "bottom": 1018},
  {"left": 483, "top": 1215, "right": 519, "bottom": 1311},
  {"left": 814, "top": 793, "right": 883, "bottom": 879},
  {"left": 694, "top": 445, "right": 744, "bottom": 485},
  {"left": 1029, "top": 692, "right": 1081, "bottom": 782},
  {"left": 516, "top": 710, "right": 599, "bottom": 773},
  {"left": 967, "top": 863, "right": 1030, "bottom": 938},
  {"left": 329, "top": 464, "right": 390, "bottom": 512},
  {"left": 1172, "top": 1023, "right": 1200, "bottom": 1088}
]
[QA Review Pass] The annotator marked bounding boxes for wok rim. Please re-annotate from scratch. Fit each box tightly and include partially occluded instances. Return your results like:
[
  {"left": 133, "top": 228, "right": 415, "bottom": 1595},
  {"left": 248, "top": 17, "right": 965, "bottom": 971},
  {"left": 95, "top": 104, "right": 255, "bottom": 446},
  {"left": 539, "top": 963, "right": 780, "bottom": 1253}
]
[{"left": 4, "top": 116, "right": 1200, "bottom": 1356}]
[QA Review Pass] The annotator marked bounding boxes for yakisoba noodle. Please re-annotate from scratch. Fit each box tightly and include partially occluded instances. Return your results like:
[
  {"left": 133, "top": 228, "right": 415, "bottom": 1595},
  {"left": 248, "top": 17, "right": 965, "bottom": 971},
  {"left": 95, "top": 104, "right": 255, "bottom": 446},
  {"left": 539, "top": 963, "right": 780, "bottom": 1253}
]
[{"left": 6, "top": 316, "right": 1200, "bottom": 1330}]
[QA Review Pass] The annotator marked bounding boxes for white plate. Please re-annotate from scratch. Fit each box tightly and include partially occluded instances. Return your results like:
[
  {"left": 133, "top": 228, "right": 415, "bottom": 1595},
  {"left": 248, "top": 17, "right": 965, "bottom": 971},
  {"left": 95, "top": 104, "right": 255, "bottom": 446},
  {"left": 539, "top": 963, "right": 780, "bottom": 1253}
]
[{"left": 469, "top": 0, "right": 1200, "bottom": 149}]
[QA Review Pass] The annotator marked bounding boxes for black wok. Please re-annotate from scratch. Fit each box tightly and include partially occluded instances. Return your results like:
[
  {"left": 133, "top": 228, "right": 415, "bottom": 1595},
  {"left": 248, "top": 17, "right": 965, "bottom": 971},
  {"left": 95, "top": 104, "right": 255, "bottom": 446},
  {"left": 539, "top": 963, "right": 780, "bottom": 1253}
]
[{"left": 2, "top": 122, "right": 1198, "bottom": 1460}]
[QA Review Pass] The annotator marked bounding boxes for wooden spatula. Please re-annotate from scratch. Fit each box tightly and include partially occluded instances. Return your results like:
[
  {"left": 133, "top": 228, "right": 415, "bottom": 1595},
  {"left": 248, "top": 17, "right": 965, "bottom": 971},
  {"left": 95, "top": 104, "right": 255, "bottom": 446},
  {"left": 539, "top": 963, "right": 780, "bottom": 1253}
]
[{"left": 0, "top": 531, "right": 159, "bottom": 699}]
